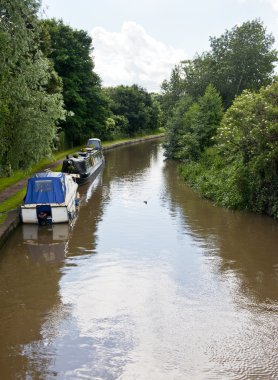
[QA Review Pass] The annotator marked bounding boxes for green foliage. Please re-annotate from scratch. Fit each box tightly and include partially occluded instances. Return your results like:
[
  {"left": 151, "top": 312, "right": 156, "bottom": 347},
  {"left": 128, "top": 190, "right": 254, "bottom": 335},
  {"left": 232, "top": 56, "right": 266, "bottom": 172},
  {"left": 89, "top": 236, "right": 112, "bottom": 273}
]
[
  {"left": 163, "top": 94, "right": 193, "bottom": 159},
  {"left": 42, "top": 19, "right": 109, "bottom": 146},
  {"left": 0, "top": 0, "right": 65, "bottom": 175},
  {"left": 105, "top": 85, "right": 161, "bottom": 137},
  {"left": 180, "top": 148, "right": 246, "bottom": 210},
  {"left": 179, "top": 79, "right": 278, "bottom": 218},
  {"left": 162, "top": 20, "right": 278, "bottom": 217},
  {"left": 162, "top": 19, "right": 277, "bottom": 112},
  {"left": 0, "top": 188, "right": 27, "bottom": 213},
  {"left": 208, "top": 19, "right": 277, "bottom": 106},
  {"left": 216, "top": 79, "right": 278, "bottom": 216},
  {"left": 164, "top": 85, "right": 223, "bottom": 160},
  {"left": 160, "top": 64, "right": 187, "bottom": 120}
]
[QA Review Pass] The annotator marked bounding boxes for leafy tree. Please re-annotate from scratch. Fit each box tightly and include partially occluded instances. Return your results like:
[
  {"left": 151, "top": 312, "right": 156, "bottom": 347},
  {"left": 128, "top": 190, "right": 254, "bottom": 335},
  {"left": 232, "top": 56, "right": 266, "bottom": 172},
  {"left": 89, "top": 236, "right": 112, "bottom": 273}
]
[
  {"left": 164, "top": 85, "right": 223, "bottom": 160},
  {"left": 42, "top": 19, "right": 109, "bottom": 146},
  {"left": 163, "top": 94, "right": 193, "bottom": 159},
  {"left": 163, "top": 19, "right": 277, "bottom": 113},
  {"left": 161, "top": 63, "right": 187, "bottom": 120},
  {"left": 208, "top": 19, "right": 277, "bottom": 106},
  {"left": 216, "top": 80, "right": 278, "bottom": 215},
  {"left": 0, "top": 0, "right": 65, "bottom": 175},
  {"left": 195, "top": 84, "right": 224, "bottom": 148}
]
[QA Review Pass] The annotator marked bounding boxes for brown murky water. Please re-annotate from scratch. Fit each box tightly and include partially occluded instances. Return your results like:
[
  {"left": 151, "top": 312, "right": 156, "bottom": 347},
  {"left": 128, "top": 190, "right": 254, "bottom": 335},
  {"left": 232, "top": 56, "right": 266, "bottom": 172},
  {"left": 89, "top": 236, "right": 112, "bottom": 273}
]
[{"left": 0, "top": 140, "right": 277, "bottom": 380}]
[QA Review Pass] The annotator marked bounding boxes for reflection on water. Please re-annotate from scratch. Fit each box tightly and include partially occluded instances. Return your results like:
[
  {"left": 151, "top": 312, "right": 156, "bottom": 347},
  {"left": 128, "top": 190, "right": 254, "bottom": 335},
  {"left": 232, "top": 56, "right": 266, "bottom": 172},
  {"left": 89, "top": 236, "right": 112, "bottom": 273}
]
[
  {"left": 23, "top": 224, "right": 69, "bottom": 263},
  {"left": 0, "top": 140, "right": 277, "bottom": 379}
]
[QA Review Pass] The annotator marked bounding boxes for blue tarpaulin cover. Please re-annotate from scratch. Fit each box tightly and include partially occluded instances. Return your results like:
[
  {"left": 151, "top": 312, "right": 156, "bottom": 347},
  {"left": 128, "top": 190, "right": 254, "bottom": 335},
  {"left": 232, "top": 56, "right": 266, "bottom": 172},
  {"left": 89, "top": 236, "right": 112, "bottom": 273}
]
[{"left": 24, "top": 172, "right": 66, "bottom": 204}]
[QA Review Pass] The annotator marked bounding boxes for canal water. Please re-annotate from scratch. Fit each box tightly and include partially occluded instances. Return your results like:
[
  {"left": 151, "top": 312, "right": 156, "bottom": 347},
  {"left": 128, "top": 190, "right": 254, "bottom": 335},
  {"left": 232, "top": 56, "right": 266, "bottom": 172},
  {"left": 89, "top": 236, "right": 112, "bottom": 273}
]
[{"left": 0, "top": 140, "right": 277, "bottom": 380}]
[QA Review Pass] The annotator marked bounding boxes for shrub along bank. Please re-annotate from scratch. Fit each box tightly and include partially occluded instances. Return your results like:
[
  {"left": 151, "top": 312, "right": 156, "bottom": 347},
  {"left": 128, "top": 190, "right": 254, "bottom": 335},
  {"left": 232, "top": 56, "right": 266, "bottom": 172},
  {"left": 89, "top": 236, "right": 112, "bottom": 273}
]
[{"left": 178, "top": 81, "right": 278, "bottom": 218}]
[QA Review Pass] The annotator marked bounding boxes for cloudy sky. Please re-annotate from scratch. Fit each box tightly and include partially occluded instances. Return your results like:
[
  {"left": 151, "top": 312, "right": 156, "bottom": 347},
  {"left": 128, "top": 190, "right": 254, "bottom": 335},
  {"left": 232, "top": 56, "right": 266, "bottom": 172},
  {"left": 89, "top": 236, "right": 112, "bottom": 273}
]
[{"left": 40, "top": 0, "right": 278, "bottom": 92}]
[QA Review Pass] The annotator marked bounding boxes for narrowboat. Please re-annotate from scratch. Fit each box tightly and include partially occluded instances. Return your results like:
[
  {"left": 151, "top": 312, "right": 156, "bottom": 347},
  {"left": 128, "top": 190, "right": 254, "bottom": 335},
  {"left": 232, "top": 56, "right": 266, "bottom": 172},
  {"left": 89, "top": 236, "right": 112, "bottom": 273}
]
[
  {"left": 61, "top": 138, "right": 104, "bottom": 184},
  {"left": 21, "top": 172, "right": 79, "bottom": 224}
]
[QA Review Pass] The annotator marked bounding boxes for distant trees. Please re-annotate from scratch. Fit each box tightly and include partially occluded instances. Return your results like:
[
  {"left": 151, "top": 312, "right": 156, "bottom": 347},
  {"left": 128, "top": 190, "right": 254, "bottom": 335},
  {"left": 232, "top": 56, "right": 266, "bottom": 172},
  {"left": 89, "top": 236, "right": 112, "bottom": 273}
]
[
  {"left": 104, "top": 85, "right": 161, "bottom": 137},
  {"left": 0, "top": 0, "right": 65, "bottom": 175}
]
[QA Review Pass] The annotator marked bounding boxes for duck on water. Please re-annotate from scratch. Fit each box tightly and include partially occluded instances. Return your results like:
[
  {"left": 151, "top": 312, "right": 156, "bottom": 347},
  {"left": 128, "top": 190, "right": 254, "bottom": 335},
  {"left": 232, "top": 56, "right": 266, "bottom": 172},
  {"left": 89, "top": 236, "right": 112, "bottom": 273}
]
[{"left": 61, "top": 138, "right": 104, "bottom": 185}]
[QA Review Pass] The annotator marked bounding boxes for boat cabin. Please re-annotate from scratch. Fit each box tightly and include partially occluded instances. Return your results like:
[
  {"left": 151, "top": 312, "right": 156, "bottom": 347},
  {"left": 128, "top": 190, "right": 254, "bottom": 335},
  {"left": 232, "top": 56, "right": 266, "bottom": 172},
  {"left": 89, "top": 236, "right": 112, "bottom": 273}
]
[
  {"left": 87, "top": 138, "right": 102, "bottom": 150},
  {"left": 62, "top": 145, "right": 104, "bottom": 184},
  {"left": 21, "top": 172, "right": 78, "bottom": 224}
]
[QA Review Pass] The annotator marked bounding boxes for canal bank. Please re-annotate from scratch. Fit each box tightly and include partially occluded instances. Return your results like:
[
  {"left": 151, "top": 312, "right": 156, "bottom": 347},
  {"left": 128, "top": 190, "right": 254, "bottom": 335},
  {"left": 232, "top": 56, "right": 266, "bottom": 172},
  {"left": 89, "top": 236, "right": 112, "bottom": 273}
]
[{"left": 0, "top": 134, "right": 164, "bottom": 250}]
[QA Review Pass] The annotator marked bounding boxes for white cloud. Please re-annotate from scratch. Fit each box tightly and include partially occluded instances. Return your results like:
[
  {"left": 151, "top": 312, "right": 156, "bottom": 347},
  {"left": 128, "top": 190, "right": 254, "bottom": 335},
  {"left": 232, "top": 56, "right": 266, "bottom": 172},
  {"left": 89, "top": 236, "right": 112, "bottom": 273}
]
[
  {"left": 238, "top": 0, "right": 278, "bottom": 11},
  {"left": 267, "top": 0, "right": 278, "bottom": 10},
  {"left": 90, "top": 21, "right": 186, "bottom": 92}
]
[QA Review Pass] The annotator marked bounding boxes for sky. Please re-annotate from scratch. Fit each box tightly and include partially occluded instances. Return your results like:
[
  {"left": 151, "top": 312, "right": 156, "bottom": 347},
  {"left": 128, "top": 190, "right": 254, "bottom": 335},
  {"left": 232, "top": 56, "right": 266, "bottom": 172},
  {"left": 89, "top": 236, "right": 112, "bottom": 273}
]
[{"left": 40, "top": 0, "right": 278, "bottom": 92}]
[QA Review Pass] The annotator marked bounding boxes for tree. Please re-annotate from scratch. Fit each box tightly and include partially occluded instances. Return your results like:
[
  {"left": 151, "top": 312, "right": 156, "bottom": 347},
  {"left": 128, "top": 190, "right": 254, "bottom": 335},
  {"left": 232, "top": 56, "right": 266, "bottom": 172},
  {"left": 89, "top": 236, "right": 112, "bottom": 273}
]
[
  {"left": 42, "top": 19, "right": 109, "bottom": 146},
  {"left": 161, "top": 63, "right": 187, "bottom": 120},
  {"left": 163, "top": 19, "right": 277, "bottom": 111},
  {"left": 208, "top": 19, "right": 277, "bottom": 106},
  {"left": 163, "top": 94, "right": 193, "bottom": 159},
  {"left": 195, "top": 84, "right": 224, "bottom": 149},
  {"left": 164, "top": 86, "right": 223, "bottom": 160},
  {"left": 217, "top": 80, "right": 278, "bottom": 215},
  {"left": 0, "top": 0, "right": 65, "bottom": 175}
]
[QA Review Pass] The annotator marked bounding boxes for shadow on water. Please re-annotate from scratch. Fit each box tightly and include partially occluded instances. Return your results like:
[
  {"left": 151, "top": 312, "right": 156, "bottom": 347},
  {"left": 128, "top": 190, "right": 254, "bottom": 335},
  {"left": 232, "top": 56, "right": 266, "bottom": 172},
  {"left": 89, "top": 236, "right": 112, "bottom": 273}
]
[{"left": 162, "top": 159, "right": 278, "bottom": 306}]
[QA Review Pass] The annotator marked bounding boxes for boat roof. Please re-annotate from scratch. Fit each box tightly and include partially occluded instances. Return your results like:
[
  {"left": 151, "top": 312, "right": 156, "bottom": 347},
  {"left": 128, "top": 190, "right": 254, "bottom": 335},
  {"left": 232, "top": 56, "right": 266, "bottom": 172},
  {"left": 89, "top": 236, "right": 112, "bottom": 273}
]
[
  {"left": 87, "top": 138, "right": 100, "bottom": 142},
  {"left": 32, "top": 172, "right": 65, "bottom": 179},
  {"left": 24, "top": 172, "right": 67, "bottom": 205}
]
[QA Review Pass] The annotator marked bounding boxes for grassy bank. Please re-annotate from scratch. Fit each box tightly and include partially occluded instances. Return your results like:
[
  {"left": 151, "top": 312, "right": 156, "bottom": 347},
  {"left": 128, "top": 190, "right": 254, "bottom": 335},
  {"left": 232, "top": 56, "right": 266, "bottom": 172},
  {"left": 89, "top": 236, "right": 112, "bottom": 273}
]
[
  {"left": 0, "top": 147, "right": 82, "bottom": 192},
  {"left": 0, "top": 188, "right": 27, "bottom": 224}
]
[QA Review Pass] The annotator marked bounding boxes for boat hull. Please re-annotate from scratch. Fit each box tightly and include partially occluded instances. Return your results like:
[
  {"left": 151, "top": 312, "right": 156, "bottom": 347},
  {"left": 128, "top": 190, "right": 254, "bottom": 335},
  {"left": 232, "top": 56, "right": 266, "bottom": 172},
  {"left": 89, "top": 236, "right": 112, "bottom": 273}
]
[
  {"left": 76, "top": 158, "right": 104, "bottom": 184},
  {"left": 21, "top": 203, "right": 77, "bottom": 224},
  {"left": 62, "top": 146, "right": 104, "bottom": 186}
]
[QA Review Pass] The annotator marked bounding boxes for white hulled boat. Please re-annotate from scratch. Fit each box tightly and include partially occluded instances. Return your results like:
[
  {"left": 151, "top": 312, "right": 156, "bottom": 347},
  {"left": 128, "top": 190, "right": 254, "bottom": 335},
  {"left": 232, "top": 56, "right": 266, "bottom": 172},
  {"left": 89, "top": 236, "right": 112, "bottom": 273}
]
[{"left": 21, "top": 172, "right": 79, "bottom": 224}]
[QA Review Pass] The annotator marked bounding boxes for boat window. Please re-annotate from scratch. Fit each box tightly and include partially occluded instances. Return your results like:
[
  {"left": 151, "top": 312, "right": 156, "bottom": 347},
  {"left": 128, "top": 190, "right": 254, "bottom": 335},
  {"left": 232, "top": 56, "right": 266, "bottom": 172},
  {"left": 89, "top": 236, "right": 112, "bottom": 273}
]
[{"left": 35, "top": 180, "right": 52, "bottom": 192}]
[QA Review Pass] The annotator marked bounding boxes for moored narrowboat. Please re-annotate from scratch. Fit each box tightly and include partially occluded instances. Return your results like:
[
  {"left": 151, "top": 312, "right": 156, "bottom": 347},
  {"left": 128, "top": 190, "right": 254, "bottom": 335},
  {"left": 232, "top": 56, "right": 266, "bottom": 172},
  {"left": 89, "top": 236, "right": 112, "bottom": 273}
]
[{"left": 62, "top": 138, "right": 104, "bottom": 184}]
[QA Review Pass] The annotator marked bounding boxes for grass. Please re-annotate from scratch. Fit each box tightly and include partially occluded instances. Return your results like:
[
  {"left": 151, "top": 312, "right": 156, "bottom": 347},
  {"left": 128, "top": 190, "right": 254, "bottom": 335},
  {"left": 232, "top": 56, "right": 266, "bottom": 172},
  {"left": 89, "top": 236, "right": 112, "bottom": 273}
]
[
  {"left": 0, "top": 187, "right": 26, "bottom": 225},
  {"left": 0, "top": 187, "right": 26, "bottom": 214},
  {"left": 0, "top": 171, "right": 26, "bottom": 192}
]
